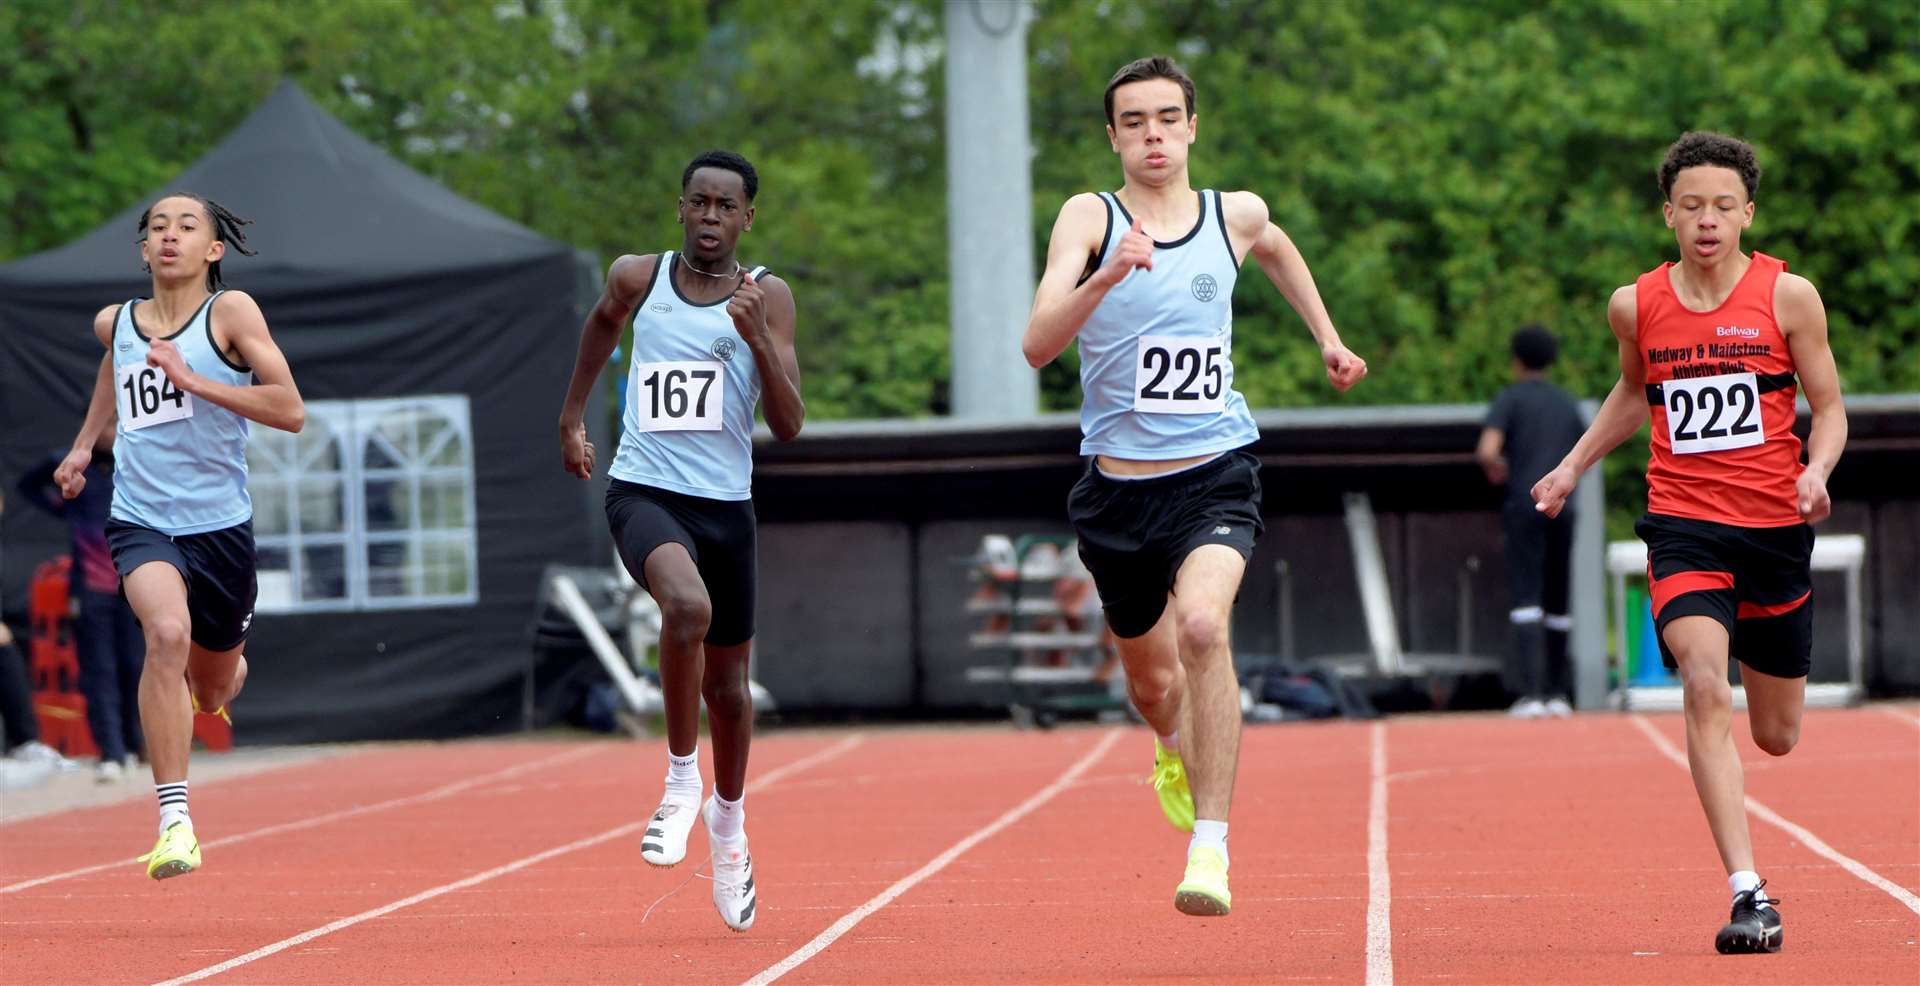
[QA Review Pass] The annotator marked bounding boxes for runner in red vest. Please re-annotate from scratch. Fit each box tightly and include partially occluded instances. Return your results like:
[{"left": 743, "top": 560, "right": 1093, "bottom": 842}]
[{"left": 1532, "top": 132, "right": 1847, "bottom": 955}]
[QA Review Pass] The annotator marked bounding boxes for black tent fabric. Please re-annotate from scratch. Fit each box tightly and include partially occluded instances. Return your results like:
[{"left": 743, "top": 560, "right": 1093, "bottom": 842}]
[{"left": 1, "top": 81, "right": 602, "bottom": 742}]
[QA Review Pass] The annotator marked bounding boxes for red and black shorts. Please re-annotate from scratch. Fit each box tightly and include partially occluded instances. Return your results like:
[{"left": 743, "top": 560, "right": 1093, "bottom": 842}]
[{"left": 1635, "top": 512, "right": 1814, "bottom": 679}]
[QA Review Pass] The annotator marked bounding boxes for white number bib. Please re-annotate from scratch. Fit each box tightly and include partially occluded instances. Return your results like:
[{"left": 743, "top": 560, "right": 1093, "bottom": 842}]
[
  {"left": 1133, "top": 335, "right": 1226, "bottom": 414},
  {"left": 1663, "top": 371, "right": 1766, "bottom": 454},
  {"left": 634, "top": 361, "right": 725, "bottom": 432},
  {"left": 116, "top": 363, "right": 194, "bottom": 432}
]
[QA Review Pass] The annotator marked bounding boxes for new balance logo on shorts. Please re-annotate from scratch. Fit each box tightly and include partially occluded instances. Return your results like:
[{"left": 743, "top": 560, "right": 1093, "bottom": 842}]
[{"left": 1213, "top": 525, "right": 1232, "bottom": 535}]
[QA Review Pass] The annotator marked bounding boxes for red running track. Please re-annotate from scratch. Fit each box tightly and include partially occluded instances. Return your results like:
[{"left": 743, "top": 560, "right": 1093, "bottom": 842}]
[{"left": 0, "top": 708, "right": 1914, "bottom": 985}]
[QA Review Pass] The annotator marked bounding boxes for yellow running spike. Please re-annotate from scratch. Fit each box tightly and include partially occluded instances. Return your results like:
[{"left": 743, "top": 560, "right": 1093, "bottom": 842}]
[
  {"left": 1174, "top": 844, "right": 1231, "bottom": 916},
  {"left": 137, "top": 823, "right": 201, "bottom": 880},
  {"left": 1149, "top": 738, "right": 1195, "bottom": 833}
]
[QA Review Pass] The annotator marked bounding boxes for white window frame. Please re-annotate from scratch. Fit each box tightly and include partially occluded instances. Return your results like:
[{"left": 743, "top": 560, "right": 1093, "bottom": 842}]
[{"left": 249, "top": 395, "right": 479, "bottom": 613}]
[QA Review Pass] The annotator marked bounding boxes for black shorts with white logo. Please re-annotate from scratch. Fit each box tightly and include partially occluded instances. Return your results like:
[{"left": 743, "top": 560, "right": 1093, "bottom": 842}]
[
  {"left": 606, "top": 479, "right": 757, "bottom": 647},
  {"left": 1636, "top": 512, "right": 1814, "bottom": 679},
  {"left": 1067, "top": 449, "right": 1263, "bottom": 639},
  {"left": 105, "top": 518, "right": 257, "bottom": 652}
]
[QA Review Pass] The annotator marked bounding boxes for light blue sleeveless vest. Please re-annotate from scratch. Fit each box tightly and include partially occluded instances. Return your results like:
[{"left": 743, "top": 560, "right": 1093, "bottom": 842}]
[
  {"left": 109, "top": 291, "right": 254, "bottom": 534},
  {"left": 609, "top": 252, "right": 769, "bottom": 500},
  {"left": 1077, "top": 189, "right": 1259, "bottom": 460}
]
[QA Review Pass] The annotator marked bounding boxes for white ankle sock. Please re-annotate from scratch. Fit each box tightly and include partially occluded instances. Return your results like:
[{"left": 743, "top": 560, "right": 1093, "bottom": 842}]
[
  {"left": 1190, "top": 819, "right": 1228, "bottom": 866},
  {"left": 708, "top": 793, "right": 745, "bottom": 842},
  {"left": 1729, "top": 869, "right": 1769, "bottom": 907},
  {"left": 665, "top": 748, "right": 701, "bottom": 802},
  {"left": 1158, "top": 731, "right": 1180, "bottom": 756},
  {"left": 156, "top": 781, "right": 190, "bottom": 834}
]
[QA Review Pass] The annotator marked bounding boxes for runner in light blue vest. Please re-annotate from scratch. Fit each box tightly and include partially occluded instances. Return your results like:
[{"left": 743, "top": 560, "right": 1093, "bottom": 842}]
[
  {"left": 557, "top": 151, "right": 805, "bottom": 932},
  {"left": 55, "top": 192, "right": 305, "bottom": 880},
  {"left": 1023, "top": 57, "right": 1369, "bottom": 918}
]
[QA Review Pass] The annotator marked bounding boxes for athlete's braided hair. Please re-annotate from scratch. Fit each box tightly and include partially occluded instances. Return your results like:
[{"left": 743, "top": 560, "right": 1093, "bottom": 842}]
[{"left": 136, "top": 192, "right": 257, "bottom": 291}]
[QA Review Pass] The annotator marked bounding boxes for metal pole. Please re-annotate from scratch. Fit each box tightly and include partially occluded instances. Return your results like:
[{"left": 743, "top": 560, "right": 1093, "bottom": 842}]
[
  {"left": 944, "top": 0, "right": 1038, "bottom": 419},
  {"left": 1457, "top": 555, "right": 1479, "bottom": 658},
  {"left": 1571, "top": 399, "right": 1608, "bottom": 710}
]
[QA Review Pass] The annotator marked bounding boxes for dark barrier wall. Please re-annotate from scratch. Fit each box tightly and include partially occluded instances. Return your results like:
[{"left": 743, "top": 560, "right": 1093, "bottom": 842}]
[{"left": 749, "top": 397, "right": 1920, "bottom": 711}]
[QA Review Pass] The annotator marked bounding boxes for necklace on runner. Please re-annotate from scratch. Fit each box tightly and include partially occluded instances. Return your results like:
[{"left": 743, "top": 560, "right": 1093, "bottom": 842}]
[{"left": 682, "top": 256, "right": 742, "bottom": 279}]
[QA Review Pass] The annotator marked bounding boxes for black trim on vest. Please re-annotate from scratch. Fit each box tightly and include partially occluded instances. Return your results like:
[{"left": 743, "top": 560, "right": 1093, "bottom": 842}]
[
  {"left": 1078, "top": 194, "right": 1116, "bottom": 288},
  {"left": 666, "top": 251, "right": 749, "bottom": 308},
  {"left": 640, "top": 252, "right": 665, "bottom": 303},
  {"left": 130, "top": 292, "right": 217, "bottom": 342},
  {"left": 1212, "top": 189, "right": 1235, "bottom": 265},
  {"left": 204, "top": 290, "right": 252, "bottom": 374},
  {"left": 1108, "top": 190, "right": 1207, "bottom": 249},
  {"left": 1645, "top": 371, "right": 1796, "bottom": 405}
]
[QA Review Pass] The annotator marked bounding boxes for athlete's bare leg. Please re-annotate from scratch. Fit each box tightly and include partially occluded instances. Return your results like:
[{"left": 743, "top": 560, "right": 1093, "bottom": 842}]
[
  {"left": 1113, "top": 610, "right": 1186, "bottom": 742},
  {"left": 1740, "top": 662, "right": 1806, "bottom": 758},
  {"left": 124, "top": 563, "right": 194, "bottom": 786},
  {"left": 643, "top": 543, "right": 712, "bottom": 761},
  {"left": 1169, "top": 545, "right": 1247, "bottom": 822},
  {"left": 701, "top": 639, "right": 753, "bottom": 801},
  {"left": 186, "top": 644, "right": 246, "bottom": 714},
  {"left": 1667, "top": 615, "right": 1754, "bottom": 875}
]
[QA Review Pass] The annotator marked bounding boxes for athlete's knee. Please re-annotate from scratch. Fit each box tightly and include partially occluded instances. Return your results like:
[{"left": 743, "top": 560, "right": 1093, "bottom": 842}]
[
  {"left": 1679, "top": 672, "right": 1732, "bottom": 721},
  {"left": 1174, "top": 608, "right": 1229, "bottom": 660},
  {"left": 701, "top": 670, "right": 751, "bottom": 722},
  {"left": 1126, "top": 660, "right": 1181, "bottom": 711},
  {"left": 1751, "top": 718, "right": 1799, "bottom": 757},
  {"left": 654, "top": 588, "right": 713, "bottom": 647},
  {"left": 217, "top": 657, "right": 249, "bottom": 704},
  {"left": 142, "top": 619, "right": 191, "bottom": 664}
]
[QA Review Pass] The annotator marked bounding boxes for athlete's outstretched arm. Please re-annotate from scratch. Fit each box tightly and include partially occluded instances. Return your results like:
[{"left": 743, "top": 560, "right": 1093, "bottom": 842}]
[
  {"left": 731, "top": 271, "right": 804, "bottom": 441},
  {"left": 558, "top": 254, "right": 657, "bottom": 479},
  {"left": 52, "top": 307, "right": 122, "bottom": 499},
  {"left": 1231, "top": 192, "right": 1365, "bottom": 391},
  {"left": 1023, "top": 193, "right": 1146, "bottom": 367},
  {"left": 1779, "top": 273, "right": 1846, "bottom": 523},
  {"left": 1532, "top": 286, "right": 1647, "bottom": 517}
]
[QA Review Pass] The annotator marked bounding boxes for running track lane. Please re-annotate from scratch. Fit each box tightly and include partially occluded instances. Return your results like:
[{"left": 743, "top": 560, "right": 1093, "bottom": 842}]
[
  {"left": 763, "top": 721, "right": 1377, "bottom": 985},
  {"left": 0, "top": 743, "right": 598, "bottom": 893},
  {"left": 1633, "top": 709, "right": 1920, "bottom": 902},
  {"left": 0, "top": 737, "right": 804, "bottom": 985},
  {"left": 141, "top": 729, "right": 1115, "bottom": 984},
  {"left": 1384, "top": 709, "right": 1919, "bottom": 985}
]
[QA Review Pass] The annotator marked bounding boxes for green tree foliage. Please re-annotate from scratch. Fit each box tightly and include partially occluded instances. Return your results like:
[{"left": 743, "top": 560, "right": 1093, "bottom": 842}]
[{"left": 4, "top": 0, "right": 1915, "bottom": 446}]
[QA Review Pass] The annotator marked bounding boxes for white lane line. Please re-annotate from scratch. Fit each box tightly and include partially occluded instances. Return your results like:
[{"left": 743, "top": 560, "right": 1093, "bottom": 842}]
[
  {"left": 1628, "top": 715, "right": 1920, "bottom": 918},
  {"left": 149, "top": 735, "right": 865, "bottom": 986},
  {"left": 1873, "top": 706, "right": 1920, "bottom": 729},
  {"left": 1366, "top": 720, "right": 1393, "bottom": 986},
  {"left": 4, "top": 745, "right": 600, "bottom": 895},
  {"left": 742, "top": 729, "right": 1123, "bottom": 986}
]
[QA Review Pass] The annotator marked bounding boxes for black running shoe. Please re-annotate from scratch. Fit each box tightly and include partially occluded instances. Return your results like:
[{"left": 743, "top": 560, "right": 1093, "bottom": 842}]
[{"left": 1715, "top": 881, "right": 1783, "bottom": 954}]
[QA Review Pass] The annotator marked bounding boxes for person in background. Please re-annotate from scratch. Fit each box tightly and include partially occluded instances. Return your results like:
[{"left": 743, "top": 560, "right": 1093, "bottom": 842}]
[
  {"left": 1476, "top": 324, "right": 1584, "bottom": 718},
  {"left": 19, "top": 436, "right": 146, "bottom": 781}
]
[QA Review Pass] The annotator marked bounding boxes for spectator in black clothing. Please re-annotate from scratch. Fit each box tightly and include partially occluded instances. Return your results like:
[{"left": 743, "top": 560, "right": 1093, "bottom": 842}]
[
  {"left": 16, "top": 439, "right": 145, "bottom": 780},
  {"left": 1477, "top": 325, "right": 1586, "bottom": 718}
]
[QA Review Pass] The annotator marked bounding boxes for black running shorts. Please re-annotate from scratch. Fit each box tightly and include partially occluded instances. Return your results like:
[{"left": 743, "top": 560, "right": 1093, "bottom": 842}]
[
  {"left": 105, "top": 518, "right": 257, "bottom": 652},
  {"left": 1067, "top": 449, "right": 1263, "bottom": 639},
  {"left": 1636, "top": 512, "right": 1814, "bottom": 679},
  {"left": 606, "top": 479, "right": 757, "bottom": 647}
]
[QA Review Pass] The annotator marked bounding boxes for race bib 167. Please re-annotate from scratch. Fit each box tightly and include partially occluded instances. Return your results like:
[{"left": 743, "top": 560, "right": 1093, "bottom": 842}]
[{"left": 633, "top": 361, "right": 725, "bottom": 432}]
